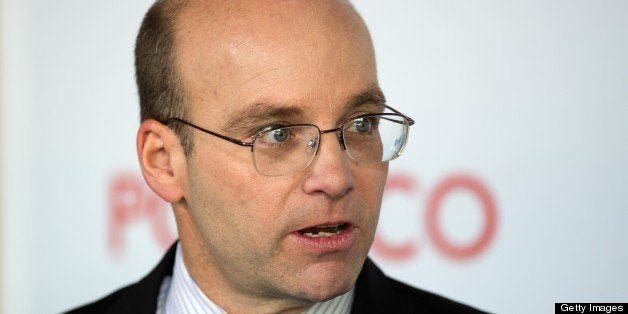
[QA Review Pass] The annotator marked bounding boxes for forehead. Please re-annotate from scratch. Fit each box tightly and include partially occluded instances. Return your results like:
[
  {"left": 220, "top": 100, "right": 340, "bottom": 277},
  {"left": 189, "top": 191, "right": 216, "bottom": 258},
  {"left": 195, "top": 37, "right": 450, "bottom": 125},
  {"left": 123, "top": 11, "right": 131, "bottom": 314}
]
[{"left": 173, "top": 0, "right": 378, "bottom": 126}]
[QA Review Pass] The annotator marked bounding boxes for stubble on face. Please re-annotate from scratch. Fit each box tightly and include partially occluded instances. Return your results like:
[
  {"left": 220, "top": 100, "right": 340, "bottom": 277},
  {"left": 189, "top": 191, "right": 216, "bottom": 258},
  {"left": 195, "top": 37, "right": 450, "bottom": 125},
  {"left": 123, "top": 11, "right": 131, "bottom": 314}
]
[{"left": 168, "top": 0, "right": 388, "bottom": 312}]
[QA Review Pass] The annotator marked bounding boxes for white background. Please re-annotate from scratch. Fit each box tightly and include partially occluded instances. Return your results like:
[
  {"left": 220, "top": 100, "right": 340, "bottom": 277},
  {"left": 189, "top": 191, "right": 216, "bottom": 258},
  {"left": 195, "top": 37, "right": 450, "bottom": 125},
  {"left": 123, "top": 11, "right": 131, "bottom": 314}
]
[{"left": 2, "top": 1, "right": 628, "bottom": 313}]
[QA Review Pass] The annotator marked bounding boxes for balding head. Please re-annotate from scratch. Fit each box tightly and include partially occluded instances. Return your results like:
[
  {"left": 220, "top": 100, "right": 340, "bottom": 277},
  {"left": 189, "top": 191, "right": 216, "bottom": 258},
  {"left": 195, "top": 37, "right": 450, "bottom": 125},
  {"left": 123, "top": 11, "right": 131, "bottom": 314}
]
[{"left": 135, "top": 0, "right": 376, "bottom": 155}]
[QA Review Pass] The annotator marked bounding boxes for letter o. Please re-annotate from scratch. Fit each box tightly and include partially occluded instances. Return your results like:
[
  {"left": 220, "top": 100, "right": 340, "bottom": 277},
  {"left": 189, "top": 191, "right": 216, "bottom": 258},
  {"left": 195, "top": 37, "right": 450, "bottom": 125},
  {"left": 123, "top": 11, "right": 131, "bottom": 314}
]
[{"left": 425, "top": 174, "right": 498, "bottom": 260}]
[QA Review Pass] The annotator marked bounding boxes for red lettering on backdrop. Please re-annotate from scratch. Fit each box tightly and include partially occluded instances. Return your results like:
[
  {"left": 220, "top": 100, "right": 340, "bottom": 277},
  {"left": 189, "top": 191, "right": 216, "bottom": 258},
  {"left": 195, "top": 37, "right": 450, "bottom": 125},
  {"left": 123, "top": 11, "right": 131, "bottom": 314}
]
[
  {"left": 107, "top": 171, "right": 497, "bottom": 261},
  {"left": 371, "top": 174, "right": 419, "bottom": 261},
  {"left": 108, "top": 172, "right": 175, "bottom": 256},
  {"left": 425, "top": 174, "right": 497, "bottom": 260},
  {"left": 373, "top": 172, "right": 498, "bottom": 262}
]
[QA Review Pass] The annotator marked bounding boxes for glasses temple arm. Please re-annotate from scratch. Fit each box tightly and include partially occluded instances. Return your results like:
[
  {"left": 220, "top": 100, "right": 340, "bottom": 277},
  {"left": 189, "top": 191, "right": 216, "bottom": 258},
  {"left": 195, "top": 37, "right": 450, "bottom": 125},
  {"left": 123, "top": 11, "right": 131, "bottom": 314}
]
[
  {"left": 165, "top": 118, "right": 254, "bottom": 147},
  {"left": 384, "top": 105, "right": 415, "bottom": 126}
]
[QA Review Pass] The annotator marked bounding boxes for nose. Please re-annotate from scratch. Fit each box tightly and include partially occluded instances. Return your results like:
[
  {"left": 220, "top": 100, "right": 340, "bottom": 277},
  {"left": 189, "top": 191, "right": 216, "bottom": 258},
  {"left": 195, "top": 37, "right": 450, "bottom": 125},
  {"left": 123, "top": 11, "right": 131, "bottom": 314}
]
[{"left": 301, "top": 130, "right": 355, "bottom": 199}]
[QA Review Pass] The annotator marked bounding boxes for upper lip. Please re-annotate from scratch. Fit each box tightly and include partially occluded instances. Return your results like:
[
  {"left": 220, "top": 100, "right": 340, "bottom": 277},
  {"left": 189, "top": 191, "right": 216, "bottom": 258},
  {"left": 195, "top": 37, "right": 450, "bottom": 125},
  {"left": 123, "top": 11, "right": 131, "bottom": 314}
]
[{"left": 293, "top": 219, "right": 354, "bottom": 233}]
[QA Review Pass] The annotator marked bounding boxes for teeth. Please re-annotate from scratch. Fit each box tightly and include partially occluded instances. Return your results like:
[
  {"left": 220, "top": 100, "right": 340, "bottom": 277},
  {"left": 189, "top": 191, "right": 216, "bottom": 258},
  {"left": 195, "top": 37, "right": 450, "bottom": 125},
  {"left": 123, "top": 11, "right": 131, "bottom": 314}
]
[
  {"left": 300, "top": 223, "right": 347, "bottom": 237},
  {"left": 303, "top": 230, "right": 341, "bottom": 238}
]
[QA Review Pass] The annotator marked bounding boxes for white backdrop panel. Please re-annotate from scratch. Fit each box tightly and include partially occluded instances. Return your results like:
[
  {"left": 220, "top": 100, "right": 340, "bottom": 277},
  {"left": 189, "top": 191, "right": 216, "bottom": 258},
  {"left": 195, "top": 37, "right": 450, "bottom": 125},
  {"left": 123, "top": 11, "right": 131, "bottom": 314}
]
[{"left": 2, "top": 1, "right": 627, "bottom": 313}]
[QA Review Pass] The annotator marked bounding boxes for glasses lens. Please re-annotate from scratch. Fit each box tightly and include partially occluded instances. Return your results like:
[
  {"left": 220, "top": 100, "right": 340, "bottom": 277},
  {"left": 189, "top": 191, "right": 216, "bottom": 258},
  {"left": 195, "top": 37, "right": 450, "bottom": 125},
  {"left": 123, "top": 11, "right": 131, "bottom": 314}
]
[
  {"left": 343, "top": 114, "right": 409, "bottom": 163},
  {"left": 252, "top": 125, "right": 320, "bottom": 176}
]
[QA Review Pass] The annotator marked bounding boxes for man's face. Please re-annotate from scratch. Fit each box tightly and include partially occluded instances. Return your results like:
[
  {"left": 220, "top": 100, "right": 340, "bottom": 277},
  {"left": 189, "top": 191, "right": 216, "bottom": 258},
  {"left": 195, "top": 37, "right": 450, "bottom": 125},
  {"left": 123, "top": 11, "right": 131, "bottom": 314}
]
[{"left": 174, "top": 0, "right": 387, "bottom": 307}]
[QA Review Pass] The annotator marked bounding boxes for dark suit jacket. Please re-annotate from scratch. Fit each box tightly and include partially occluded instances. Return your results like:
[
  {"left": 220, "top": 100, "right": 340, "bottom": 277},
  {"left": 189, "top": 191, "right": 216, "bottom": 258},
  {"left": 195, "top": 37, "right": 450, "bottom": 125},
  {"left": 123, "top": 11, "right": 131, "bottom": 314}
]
[{"left": 66, "top": 243, "right": 486, "bottom": 313}]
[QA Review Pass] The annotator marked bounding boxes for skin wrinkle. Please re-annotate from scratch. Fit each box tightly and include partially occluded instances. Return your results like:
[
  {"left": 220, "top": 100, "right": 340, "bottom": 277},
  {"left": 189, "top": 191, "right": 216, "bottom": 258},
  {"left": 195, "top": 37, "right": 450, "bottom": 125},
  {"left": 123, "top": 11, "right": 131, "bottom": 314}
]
[{"left": 158, "top": 0, "right": 385, "bottom": 313}]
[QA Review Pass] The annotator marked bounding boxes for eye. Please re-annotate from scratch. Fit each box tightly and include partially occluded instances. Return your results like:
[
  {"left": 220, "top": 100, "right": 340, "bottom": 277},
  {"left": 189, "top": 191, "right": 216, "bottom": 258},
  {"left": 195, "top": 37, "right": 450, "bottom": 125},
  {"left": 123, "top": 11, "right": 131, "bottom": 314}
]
[
  {"left": 258, "top": 127, "right": 292, "bottom": 145},
  {"left": 271, "top": 129, "right": 289, "bottom": 142},
  {"left": 348, "top": 117, "right": 373, "bottom": 134}
]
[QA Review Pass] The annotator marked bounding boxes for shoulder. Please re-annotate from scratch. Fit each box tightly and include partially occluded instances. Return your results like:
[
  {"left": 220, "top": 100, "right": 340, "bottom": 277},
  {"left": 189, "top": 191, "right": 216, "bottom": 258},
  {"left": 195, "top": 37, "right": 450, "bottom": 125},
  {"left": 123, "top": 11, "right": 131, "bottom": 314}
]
[
  {"left": 385, "top": 277, "right": 486, "bottom": 313},
  {"left": 351, "top": 258, "right": 487, "bottom": 314},
  {"left": 63, "top": 243, "right": 178, "bottom": 314},
  {"left": 64, "top": 285, "right": 135, "bottom": 314}
]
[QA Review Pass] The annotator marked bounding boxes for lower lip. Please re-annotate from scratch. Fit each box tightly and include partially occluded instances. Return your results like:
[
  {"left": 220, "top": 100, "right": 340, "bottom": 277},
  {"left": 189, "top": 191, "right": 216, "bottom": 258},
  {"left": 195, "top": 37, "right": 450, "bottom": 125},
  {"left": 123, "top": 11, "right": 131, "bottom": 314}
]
[{"left": 290, "top": 225, "right": 357, "bottom": 253}]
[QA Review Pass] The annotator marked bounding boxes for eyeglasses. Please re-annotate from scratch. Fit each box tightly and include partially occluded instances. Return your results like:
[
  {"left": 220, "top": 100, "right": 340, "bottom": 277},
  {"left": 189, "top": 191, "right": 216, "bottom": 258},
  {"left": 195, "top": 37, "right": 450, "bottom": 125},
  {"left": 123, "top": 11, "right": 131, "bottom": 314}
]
[{"left": 166, "top": 105, "right": 414, "bottom": 176}]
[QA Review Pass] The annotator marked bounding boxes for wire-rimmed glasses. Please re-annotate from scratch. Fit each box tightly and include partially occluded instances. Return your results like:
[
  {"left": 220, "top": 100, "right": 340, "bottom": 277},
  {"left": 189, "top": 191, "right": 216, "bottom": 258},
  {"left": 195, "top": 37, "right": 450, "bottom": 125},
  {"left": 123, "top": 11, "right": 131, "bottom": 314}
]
[{"left": 166, "top": 106, "right": 414, "bottom": 176}]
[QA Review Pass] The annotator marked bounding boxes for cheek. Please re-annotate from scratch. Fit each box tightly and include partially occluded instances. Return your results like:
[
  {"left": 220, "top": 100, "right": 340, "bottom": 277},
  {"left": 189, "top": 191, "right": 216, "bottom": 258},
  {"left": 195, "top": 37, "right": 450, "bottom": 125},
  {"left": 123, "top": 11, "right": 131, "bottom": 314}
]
[
  {"left": 354, "top": 163, "right": 388, "bottom": 227},
  {"left": 186, "top": 153, "right": 296, "bottom": 240},
  {"left": 356, "top": 163, "right": 388, "bottom": 202},
  {"left": 185, "top": 153, "right": 252, "bottom": 232}
]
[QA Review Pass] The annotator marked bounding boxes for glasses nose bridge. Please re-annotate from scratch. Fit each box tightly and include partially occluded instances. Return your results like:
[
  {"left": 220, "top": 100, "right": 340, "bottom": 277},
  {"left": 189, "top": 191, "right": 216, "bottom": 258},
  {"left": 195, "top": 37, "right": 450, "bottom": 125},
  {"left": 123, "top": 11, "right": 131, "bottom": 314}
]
[{"left": 318, "top": 126, "right": 346, "bottom": 150}]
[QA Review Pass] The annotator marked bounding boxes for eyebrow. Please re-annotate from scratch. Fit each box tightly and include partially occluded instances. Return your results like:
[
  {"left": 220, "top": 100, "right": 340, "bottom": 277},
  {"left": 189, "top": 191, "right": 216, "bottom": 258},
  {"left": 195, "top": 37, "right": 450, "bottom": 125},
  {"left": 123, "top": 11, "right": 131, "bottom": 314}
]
[
  {"left": 221, "top": 85, "right": 386, "bottom": 134},
  {"left": 222, "top": 104, "right": 304, "bottom": 134},
  {"left": 346, "top": 86, "right": 387, "bottom": 113}
]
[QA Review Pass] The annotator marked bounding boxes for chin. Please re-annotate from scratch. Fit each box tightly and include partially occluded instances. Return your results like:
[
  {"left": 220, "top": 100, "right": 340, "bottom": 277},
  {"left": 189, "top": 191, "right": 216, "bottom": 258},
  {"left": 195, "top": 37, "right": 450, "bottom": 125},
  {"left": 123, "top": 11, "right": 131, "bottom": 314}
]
[
  {"left": 296, "top": 260, "right": 360, "bottom": 302},
  {"left": 300, "top": 282, "right": 353, "bottom": 303}
]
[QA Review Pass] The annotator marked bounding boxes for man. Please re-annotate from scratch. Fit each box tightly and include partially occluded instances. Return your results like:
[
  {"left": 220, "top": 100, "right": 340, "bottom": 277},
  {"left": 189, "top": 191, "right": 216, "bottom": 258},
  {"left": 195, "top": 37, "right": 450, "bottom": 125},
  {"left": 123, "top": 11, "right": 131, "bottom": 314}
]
[{"left": 68, "top": 0, "right": 485, "bottom": 313}]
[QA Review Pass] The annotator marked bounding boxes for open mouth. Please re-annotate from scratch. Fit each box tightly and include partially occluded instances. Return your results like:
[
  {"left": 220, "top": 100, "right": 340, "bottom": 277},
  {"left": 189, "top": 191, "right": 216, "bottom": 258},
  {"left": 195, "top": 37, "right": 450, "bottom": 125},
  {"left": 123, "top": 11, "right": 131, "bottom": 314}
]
[{"left": 298, "top": 223, "right": 349, "bottom": 238}]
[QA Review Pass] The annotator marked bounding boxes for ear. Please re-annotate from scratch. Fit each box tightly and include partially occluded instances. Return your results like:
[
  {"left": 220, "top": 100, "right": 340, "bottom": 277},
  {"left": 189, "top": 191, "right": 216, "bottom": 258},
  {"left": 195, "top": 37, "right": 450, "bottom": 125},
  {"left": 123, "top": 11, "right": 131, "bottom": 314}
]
[{"left": 137, "top": 119, "right": 187, "bottom": 203}]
